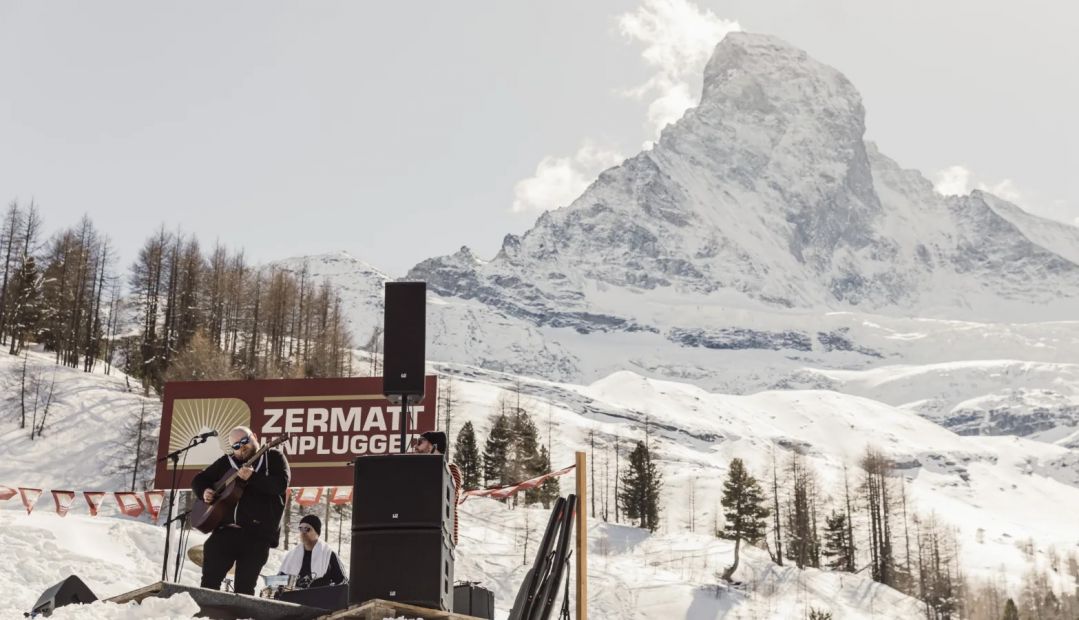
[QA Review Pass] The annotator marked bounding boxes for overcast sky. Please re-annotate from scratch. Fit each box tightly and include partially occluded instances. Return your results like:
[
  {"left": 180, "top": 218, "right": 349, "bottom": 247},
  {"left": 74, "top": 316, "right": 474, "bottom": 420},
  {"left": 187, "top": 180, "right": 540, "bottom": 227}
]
[{"left": 1, "top": 0, "right": 1076, "bottom": 276}]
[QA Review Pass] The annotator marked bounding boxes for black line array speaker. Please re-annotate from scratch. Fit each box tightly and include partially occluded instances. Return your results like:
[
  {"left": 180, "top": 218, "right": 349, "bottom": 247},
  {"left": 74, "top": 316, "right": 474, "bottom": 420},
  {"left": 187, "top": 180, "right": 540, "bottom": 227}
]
[
  {"left": 349, "top": 527, "right": 454, "bottom": 611},
  {"left": 454, "top": 583, "right": 495, "bottom": 619},
  {"left": 351, "top": 454, "right": 455, "bottom": 537},
  {"left": 31, "top": 575, "right": 98, "bottom": 616},
  {"left": 382, "top": 281, "right": 426, "bottom": 398}
]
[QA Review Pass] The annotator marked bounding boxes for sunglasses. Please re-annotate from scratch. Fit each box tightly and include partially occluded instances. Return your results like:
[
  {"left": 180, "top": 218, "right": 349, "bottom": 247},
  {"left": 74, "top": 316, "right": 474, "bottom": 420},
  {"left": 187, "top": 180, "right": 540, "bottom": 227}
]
[
  {"left": 298, "top": 526, "right": 313, "bottom": 533},
  {"left": 230, "top": 436, "right": 252, "bottom": 451}
]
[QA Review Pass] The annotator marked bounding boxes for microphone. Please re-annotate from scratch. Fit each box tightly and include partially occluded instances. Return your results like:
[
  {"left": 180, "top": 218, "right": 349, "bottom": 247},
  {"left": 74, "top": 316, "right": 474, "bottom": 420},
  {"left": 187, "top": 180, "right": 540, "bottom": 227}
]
[{"left": 195, "top": 430, "right": 219, "bottom": 441}]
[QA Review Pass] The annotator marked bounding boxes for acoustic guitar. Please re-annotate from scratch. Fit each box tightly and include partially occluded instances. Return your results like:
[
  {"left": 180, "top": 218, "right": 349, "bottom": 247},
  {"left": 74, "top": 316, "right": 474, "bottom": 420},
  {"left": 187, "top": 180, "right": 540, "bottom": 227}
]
[{"left": 190, "top": 434, "right": 290, "bottom": 534}]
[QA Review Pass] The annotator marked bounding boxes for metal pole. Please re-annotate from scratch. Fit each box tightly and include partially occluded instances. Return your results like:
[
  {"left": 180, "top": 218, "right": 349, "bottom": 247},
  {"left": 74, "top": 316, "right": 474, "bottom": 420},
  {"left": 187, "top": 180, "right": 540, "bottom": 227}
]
[{"left": 575, "top": 451, "right": 587, "bottom": 620}]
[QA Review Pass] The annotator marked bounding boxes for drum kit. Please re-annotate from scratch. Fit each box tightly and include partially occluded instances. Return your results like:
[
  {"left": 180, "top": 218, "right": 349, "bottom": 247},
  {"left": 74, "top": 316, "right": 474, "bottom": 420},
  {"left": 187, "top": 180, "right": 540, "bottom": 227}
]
[{"left": 186, "top": 544, "right": 299, "bottom": 598}]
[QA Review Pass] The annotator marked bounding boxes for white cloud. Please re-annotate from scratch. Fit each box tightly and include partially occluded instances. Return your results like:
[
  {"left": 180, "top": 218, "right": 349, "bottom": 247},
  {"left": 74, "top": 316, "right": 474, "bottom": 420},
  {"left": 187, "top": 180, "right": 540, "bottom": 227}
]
[
  {"left": 511, "top": 142, "right": 624, "bottom": 214},
  {"left": 618, "top": 0, "right": 741, "bottom": 138},
  {"left": 933, "top": 164, "right": 1026, "bottom": 203},
  {"left": 932, "top": 165, "right": 973, "bottom": 196}
]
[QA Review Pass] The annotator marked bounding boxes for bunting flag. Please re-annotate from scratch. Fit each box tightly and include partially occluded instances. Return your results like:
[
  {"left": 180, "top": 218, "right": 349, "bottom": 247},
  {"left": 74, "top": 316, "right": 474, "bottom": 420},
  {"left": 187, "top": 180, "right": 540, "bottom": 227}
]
[
  {"left": 328, "top": 486, "right": 353, "bottom": 505},
  {"left": 294, "top": 487, "right": 323, "bottom": 507},
  {"left": 51, "top": 490, "right": 77, "bottom": 517},
  {"left": 18, "top": 487, "right": 43, "bottom": 514},
  {"left": 4, "top": 484, "right": 354, "bottom": 518},
  {"left": 143, "top": 491, "right": 166, "bottom": 523},
  {"left": 114, "top": 492, "right": 145, "bottom": 518},
  {"left": 460, "top": 465, "right": 576, "bottom": 503},
  {"left": 84, "top": 492, "right": 106, "bottom": 516}
]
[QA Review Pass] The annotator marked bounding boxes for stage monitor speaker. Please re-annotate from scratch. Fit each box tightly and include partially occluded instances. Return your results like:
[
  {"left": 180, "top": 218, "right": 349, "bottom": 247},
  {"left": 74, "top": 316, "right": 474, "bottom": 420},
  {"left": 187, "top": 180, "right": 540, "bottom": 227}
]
[
  {"left": 454, "top": 583, "right": 495, "bottom": 619},
  {"left": 276, "top": 583, "right": 349, "bottom": 611},
  {"left": 382, "top": 281, "right": 426, "bottom": 398},
  {"left": 349, "top": 528, "right": 454, "bottom": 611},
  {"left": 352, "top": 454, "right": 454, "bottom": 536},
  {"left": 31, "top": 575, "right": 98, "bottom": 616}
]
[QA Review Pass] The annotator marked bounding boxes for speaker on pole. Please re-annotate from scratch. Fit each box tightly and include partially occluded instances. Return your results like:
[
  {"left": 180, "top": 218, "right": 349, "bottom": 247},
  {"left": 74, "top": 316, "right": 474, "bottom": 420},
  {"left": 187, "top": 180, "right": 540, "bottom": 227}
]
[{"left": 382, "top": 281, "right": 426, "bottom": 399}]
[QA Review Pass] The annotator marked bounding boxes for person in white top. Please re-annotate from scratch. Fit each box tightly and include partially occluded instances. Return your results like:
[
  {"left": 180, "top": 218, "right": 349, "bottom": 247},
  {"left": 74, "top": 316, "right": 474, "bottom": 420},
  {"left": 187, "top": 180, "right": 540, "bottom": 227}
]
[{"left": 277, "top": 515, "right": 347, "bottom": 588}]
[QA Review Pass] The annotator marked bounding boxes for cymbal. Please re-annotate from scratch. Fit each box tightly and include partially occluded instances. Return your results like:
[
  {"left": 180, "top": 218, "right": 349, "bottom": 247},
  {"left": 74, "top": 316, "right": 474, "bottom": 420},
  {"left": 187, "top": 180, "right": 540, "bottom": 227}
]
[
  {"left": 187, "top": 544, "right": 234, "bottom": 574},
  {"left": 188, "top": 544, "right": 205, "bottom": 567}
]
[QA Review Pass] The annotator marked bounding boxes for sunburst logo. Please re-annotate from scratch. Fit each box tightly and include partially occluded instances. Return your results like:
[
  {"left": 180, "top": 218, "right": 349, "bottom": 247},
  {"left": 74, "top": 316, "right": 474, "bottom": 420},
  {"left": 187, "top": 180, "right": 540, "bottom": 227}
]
[{"left": 170, "top": 398, "right": 251, "bottom": 468}]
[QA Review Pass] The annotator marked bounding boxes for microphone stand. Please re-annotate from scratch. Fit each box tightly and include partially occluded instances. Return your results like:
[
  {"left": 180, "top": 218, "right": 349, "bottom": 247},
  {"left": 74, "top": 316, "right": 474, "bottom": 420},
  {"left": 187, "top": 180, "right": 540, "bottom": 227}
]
[
  {"left": 168, "top": 509, "right": 192, "bottom": 582},
  {"left": 157, "top": 435, "right": 211, "bottom": 582}
]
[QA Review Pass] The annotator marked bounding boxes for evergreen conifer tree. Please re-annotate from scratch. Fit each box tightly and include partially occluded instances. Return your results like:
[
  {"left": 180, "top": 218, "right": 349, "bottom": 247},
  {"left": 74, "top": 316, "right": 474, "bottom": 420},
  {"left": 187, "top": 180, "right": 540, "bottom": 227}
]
[
  {"left": 506, "top": 410, "right": 547, "bottom": 506},
  {"left": 483, "top": 413, "right": 512, "bottom": 487},
  {"left": 822, "top": 511, "right": 855, "bottom": 571},
  {"left": 535, "top": 445, "right": 560, "bottom": 508},
  {"left": 454, "top": 421, "right": 482, "bottom": 490},
  {"left": 619, "top": 440, "right": 662, "bottom": 531},
  {"left": 720, "top": 458, "right": 769, "bottom": 582},
  {"left": 1002, "top": 598, "right": 1018, "bottom": 620}
]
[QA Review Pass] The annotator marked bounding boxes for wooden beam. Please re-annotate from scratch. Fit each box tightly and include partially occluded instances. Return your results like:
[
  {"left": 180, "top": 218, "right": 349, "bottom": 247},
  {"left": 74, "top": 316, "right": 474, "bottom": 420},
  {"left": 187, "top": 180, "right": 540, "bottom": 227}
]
[{"left": 575, "top": 450, "right": 587, "bottom": 620}]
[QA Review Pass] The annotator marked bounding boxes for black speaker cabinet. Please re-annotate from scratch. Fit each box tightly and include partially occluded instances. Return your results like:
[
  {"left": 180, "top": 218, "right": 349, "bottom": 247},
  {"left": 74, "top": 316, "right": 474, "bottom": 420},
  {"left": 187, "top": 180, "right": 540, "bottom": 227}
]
[
  {"left": 32, "top": 575, "right": 98, "bottom": 616},
  {"left": 352, "top": 454, "right": 455, "bottom": 537},
  {"left": 349, "top": 528, "right": 454, "bottom": 611},
  {"left": 453, "top": 583, "right": 495, "bottom": 619},
  {"left": 383, "top": 281, "right": 426, "bottom": 397},
  {"left": 276, "top": 583, "right": 349, "bottom": 611}
]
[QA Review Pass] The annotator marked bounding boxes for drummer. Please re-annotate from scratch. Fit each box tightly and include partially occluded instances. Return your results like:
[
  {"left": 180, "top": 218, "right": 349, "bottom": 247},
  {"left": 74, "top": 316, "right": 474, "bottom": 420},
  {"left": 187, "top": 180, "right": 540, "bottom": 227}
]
[{"left": 277, "top": 515, "right": 347, "bottom": 588}]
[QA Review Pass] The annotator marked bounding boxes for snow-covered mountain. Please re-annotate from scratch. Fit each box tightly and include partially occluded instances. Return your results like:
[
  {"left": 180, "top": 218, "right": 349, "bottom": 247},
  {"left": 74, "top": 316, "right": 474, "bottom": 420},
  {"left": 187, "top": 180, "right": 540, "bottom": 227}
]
[
  {"left": 268, "top": 33, "right": 1079, "bottom": 451},
  {"left": 395, "top": 33, "right": 1079, "bottom": 394},
  {"left": 411, "top": 33, "right": 1078, "bottom": 327}
]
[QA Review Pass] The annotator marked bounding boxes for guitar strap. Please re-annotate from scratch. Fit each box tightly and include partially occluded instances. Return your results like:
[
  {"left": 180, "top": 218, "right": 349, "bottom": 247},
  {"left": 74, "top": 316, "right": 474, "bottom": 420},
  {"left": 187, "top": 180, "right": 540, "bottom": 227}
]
[{"left": 228, "top": 453, "right": 266, "bottom": 474}]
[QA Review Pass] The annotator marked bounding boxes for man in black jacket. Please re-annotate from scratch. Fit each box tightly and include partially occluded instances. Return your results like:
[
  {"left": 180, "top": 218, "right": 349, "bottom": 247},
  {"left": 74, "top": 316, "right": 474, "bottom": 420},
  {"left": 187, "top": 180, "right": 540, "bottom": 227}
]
[{"left": 192, "top": 425, "right": 290, "bottom": 595}]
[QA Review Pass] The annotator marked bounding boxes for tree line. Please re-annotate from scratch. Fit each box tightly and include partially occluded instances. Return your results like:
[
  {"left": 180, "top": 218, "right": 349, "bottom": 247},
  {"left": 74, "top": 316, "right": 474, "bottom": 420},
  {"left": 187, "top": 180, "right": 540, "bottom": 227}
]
[
  {"left": 0, "top": 199, "right": 356, "bottom": 399},
  {"left": 447, "top": 382, "right": 663, "bottom": 528},
  {"left": 715, "top": 446, "right": 1079, "bottom": 620}
]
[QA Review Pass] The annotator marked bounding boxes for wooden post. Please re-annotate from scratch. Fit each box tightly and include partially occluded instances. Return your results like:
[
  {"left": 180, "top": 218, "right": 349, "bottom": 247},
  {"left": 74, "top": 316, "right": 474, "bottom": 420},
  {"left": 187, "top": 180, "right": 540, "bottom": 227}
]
[{"left": 575, "top": 451, "right": 587, "bottom": 620}]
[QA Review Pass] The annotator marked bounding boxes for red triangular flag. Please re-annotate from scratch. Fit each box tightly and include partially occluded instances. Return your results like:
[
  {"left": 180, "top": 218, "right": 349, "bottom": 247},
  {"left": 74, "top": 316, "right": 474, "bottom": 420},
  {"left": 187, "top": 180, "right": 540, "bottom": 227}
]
[
  {"left": 294, "top": 487, "right": 323, "bottom": 507},
  {"left": 144, "top": 491, "right": 165, "bottom": 522},
  {"left": 18, "top": 487, "right": 42, "bottom": 514},
  {"left": 51, "top": 490, "right": 76, "bottom": 517},
  {"left": 329, "top": 486, "right": 353, "bottom": 505},
  {"left": 113, "top": 492, "right": 145, "bottom": 517},
  {"left": 84, "top": 492, "right": 106, "bottom": 516},
  {"left": 0, "top": 485, "right": 16, "bottom": 501}
]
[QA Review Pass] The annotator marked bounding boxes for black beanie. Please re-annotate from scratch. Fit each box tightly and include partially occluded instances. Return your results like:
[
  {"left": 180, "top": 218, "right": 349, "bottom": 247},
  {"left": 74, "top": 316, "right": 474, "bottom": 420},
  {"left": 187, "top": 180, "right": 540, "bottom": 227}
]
[
  {"left": 421, "top": 431, "right": 447, "bottom": 455},
  {"left": 300, "top": 514, "right": 321, "bottom": 536}
]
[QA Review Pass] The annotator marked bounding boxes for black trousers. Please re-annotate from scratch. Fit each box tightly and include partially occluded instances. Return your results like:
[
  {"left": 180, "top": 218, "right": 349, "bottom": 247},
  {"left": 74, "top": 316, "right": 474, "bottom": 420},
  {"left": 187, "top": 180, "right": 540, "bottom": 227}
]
[{"left": 200, "top": 526, "right": 271, "bottom": 595}]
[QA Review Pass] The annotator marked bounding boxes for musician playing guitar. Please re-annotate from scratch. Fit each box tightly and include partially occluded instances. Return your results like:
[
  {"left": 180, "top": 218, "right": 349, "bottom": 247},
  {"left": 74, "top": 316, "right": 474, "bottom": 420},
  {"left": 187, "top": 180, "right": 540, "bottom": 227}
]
[{"left": 192, "top": 425, "right": 290, "bottom": 595}]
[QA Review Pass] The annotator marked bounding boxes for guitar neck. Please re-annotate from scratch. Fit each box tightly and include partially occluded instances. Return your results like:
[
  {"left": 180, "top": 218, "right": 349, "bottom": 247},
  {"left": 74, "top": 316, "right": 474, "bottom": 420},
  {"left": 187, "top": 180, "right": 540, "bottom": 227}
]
[{"left": 215, "top": 435, "right": 288, "bottom": 491}]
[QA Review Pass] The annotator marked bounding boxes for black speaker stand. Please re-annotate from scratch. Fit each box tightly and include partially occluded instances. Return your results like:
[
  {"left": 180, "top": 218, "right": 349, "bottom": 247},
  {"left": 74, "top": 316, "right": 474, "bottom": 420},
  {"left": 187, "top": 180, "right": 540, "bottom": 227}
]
[{"left": 398, "top": 394, "right": 410, "bottom": 453}]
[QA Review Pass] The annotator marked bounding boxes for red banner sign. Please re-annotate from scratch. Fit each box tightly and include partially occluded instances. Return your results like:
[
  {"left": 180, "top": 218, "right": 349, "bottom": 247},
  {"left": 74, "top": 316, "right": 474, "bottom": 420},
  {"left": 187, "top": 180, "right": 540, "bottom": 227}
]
[{"left": 154, "top": 376, "right": 437, "bottom": 488}]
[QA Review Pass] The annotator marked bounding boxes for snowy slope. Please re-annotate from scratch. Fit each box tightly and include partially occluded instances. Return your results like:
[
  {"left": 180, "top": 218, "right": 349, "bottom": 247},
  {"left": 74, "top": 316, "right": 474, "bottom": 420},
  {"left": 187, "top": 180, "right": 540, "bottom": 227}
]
[
  {"left": 3, "top": 349, "right": 1079, "bottom": 617},
  {"left": 5, "top": 351, "right": 1079, "bottom": 617}
]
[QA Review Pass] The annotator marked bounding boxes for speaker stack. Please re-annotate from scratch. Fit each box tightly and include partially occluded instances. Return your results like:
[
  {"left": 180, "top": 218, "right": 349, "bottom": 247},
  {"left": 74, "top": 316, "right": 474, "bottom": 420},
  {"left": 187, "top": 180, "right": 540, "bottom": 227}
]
[{"left": 348, "top": 454, "right": 456, "bottom": 610}]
